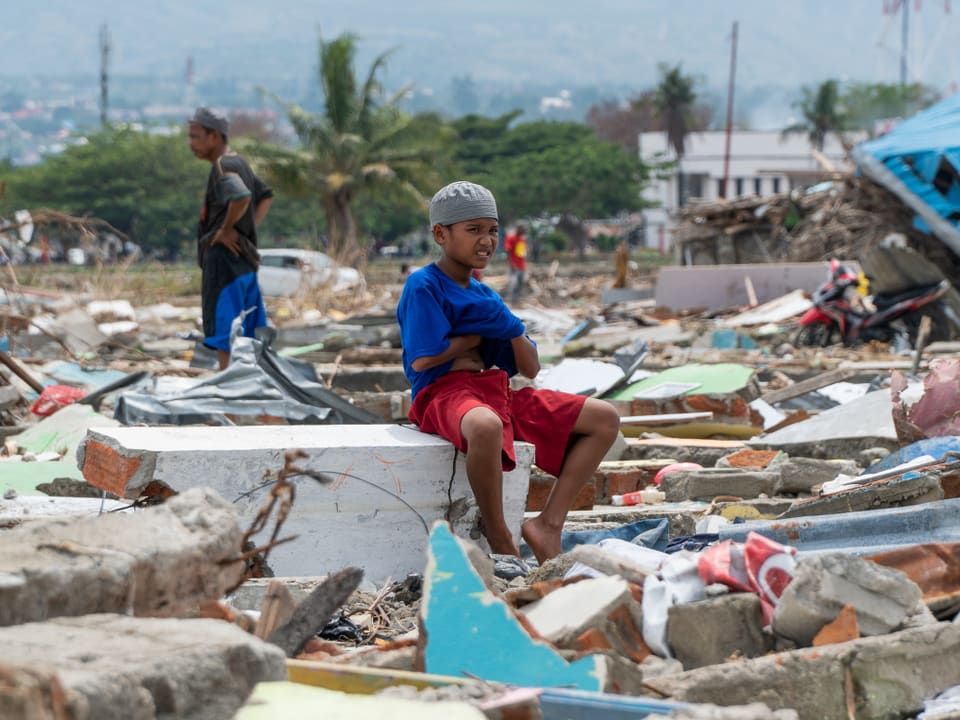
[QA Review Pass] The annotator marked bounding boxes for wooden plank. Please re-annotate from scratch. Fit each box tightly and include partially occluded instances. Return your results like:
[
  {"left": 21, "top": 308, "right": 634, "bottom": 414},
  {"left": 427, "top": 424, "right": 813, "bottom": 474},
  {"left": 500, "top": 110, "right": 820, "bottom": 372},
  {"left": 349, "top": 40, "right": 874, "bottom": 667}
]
[
  {"left": 0, "top": 349, "right": 43, "bottom": 394},
  {"left": 760, "top": 367, "right": 873, "bottom": 405}
]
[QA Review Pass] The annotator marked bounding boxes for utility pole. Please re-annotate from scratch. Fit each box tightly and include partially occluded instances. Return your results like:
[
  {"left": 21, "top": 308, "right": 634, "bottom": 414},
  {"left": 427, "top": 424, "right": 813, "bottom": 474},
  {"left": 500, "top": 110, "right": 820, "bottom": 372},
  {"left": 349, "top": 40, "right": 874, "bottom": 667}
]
[
  {"left": 185, "top": 55, "right": 195, "bottom": 108},
  {"left": 99, "top": 23, "right": 111, "bottom": 129},
  {"left": 720, "top": 20, "right": 738, "bottom": 199}
]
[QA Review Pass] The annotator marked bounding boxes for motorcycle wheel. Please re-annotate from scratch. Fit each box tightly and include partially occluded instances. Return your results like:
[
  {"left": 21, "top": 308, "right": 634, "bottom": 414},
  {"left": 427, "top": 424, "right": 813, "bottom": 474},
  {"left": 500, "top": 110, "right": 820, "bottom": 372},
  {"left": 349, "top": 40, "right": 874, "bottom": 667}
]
[{"left": 795, "top": 323, "right": 835, "bottom": 347}]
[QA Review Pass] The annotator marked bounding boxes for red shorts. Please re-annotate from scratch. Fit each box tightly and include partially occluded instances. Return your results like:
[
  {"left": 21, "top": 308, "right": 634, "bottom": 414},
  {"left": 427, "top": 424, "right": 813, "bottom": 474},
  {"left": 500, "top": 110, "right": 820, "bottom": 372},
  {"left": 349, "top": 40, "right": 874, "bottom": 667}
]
[{"left": 409, "top": 369, "right": 587, "bottom": 477}]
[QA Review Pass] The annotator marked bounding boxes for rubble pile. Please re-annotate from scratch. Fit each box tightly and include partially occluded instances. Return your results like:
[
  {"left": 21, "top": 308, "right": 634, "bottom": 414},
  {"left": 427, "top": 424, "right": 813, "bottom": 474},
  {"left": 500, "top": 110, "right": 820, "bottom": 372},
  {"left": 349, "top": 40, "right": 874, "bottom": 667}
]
[
  {"left": 4, "top": 257, "right": 960, "bottom": 719},
  {"left": 674, "top": 174, "right": 960, "bottom": 278}
]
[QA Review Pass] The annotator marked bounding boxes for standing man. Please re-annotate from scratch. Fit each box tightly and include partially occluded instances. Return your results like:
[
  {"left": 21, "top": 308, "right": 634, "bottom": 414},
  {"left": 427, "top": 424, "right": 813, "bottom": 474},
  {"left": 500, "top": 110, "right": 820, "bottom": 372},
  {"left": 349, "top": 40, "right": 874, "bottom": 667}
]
[
  {"left": 188, "top": 107, "right": 273, "bottom": 369},
  {"left": 504, "top": 224, "right": 527, "bottom": 303}
]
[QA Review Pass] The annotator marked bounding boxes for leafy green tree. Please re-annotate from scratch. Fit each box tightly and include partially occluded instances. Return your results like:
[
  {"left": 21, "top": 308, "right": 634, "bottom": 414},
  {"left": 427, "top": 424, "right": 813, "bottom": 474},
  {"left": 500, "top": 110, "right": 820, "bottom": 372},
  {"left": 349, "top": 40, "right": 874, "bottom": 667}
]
[
  {"left": 841, "top": 82, "right": 940, "bottom": 136},
  {"left": 450, "top": 115, "right": 648, "bottom": 258},
  {"left": 248, "top": 33, "right": 452, "bottom": 259},
  {"left": 452, "top": 116, "right": 647, "bottom": 219},
  {"left": 0, "top": 129, "right": 205, "bottom": 259},
  {"left": 783, "top": 79, "right": 848, "bottom": 151}
]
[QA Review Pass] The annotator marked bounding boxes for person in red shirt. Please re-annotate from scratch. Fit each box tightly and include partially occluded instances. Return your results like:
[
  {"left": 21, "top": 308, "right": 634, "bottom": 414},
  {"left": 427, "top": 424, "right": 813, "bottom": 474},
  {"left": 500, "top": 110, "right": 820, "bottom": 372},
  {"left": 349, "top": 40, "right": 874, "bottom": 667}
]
[{"left": 504, "top": 224, "right": 527, "bottom": 302}]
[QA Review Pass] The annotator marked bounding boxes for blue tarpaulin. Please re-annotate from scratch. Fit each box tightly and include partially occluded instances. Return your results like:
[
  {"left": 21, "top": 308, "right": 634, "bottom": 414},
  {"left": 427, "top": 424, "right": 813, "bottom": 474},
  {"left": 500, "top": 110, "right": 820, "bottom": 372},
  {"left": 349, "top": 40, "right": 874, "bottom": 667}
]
[{"left": 853, "top": 93, "right": 960, "bottom": 256}]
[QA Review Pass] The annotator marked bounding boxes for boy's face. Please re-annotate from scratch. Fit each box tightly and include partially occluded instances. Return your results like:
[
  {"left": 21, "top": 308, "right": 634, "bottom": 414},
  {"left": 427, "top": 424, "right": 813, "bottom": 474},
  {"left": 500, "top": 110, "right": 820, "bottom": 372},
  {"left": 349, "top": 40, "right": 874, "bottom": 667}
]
[{"left": 434, "top": 217, "right": 499, "bottom": 269}]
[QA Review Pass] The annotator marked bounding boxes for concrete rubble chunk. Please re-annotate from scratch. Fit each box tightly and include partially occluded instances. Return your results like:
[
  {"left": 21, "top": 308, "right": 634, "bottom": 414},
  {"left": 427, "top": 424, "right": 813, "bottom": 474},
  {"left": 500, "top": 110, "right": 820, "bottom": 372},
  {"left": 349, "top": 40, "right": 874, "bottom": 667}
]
[
  {"left": 521, "top": 575, "right": 633, "bottom": 645},
  {"left": 667, "top": 593, "right": 772, "bottom": 669},
  {"left": 0, "top": 614, "right": 286, "bottom": 720},
  {"left": 0, "top": 487, "right": 245, "bottom": 626},
  {"left": 749, "top": 389, "right": 900, "bottom": 459},
  {"left": 78, "top": 425, "right": 533, "bottom": 582},
  {"left": 772, "top": 553, "right": 930, "bottom": 646},
  {"left": 648, "top": 621, "right": 960, "bottom": 720},
  {"left": 660, "top": 467, "right": 779, "bottom": 502}
]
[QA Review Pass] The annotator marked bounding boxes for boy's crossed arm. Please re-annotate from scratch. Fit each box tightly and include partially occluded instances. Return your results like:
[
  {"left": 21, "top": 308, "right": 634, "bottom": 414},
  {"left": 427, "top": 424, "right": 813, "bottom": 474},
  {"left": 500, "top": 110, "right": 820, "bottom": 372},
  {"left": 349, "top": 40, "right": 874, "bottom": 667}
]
[{"left": 411, "top": 334, "right": 482, "bottom": 372}]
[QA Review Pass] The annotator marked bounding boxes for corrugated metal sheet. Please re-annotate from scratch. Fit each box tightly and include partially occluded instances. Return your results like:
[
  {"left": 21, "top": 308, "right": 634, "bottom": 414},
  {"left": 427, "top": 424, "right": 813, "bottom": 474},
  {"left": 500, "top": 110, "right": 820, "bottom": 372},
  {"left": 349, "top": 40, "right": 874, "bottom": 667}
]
[{"left": 719, "top": 498, "right": 960, "bottom": 556}]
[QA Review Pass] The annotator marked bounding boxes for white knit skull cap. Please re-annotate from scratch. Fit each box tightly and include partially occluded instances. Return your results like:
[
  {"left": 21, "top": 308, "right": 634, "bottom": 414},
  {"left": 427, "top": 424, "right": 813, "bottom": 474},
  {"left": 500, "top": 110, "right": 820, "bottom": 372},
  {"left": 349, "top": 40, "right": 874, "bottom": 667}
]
[{"left": 429, "top": 181, "right": 498, "bottom": 226}]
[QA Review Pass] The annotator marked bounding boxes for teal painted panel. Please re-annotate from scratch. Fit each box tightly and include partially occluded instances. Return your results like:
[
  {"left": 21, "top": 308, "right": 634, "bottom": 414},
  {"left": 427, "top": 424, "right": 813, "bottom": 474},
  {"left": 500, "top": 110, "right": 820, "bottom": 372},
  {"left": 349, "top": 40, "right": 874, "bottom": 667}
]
[{"left": 422, "top": 523, "right": 604, "bottom": 690}]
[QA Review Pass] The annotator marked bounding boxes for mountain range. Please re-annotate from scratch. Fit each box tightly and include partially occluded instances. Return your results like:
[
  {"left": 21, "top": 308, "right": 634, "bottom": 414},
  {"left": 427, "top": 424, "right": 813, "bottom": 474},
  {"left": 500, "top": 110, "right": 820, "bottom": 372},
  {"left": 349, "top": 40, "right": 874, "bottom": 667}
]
[{"left": 5, "top": 0, "right": 960, "bottom": 127}]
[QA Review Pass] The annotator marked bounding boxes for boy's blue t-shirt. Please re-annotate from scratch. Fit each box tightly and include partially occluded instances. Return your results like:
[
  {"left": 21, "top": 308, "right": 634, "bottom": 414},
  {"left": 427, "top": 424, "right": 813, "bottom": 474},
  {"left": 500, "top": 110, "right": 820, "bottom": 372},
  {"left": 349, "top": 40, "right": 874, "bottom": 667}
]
[{"left": 397, "top": 263, "right": 528, "bottom": 401}]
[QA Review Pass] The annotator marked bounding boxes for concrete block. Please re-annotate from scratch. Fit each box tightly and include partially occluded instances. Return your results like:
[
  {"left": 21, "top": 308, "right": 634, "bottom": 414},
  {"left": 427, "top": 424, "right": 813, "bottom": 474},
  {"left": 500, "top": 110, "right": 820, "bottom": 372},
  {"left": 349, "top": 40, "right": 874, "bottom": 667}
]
[
  {"left": 660, "top": 468, "right": 780, "bottom": 502},
  {"left": 0, "top": 487, "right": 244, "bottom": 626},
  {"left": 79, "top": 425, "right": 533, "bottom": 582},
  {"left": 520, "top": 575, "right": 632, "bottom": 645},
  {"left": 0, "top": 614, "right": 286, "bottom": 720},
  {"left": 648, "top": 622, "right": 960, "bottom": 720},
  {"left": 773, "top": 553, "right": 928, "bottom": 646},
  {"left": 667, "top": 593, "right": 771, "bottom": 669},
  {"left": 773, "top": 457, "right": 860, "bottom": 494},
  {"left": 623, "top": 437, "right": 743, "bottom": 466},
  {"left": 419, "top": 522, "right": 620, "bottom": 692}
]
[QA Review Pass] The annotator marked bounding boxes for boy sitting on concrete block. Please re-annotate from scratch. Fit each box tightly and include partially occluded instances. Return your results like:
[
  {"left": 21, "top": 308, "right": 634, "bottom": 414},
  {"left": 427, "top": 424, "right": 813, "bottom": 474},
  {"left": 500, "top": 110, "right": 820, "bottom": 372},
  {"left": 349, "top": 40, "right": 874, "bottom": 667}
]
[{"left": 397, "top": 181, "right": 620, "bottom": 563}]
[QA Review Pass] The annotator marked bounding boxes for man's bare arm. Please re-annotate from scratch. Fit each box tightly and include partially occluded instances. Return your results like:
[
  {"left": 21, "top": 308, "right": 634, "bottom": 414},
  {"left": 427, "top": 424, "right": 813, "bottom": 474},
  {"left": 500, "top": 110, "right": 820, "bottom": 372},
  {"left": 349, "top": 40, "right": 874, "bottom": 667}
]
[
  {"left": 254, "top": 196, "right": 273, "bottom": 225},
  {"left": 213, "top": 197, "right": 252, "bottom": 256}
]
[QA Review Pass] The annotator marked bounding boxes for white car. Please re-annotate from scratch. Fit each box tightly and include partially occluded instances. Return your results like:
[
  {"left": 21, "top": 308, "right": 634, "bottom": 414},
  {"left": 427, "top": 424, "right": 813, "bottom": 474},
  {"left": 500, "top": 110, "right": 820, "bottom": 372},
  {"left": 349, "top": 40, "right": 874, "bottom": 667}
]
[{"left": 257, "top": 248, "right": 363, "bottom": 297}]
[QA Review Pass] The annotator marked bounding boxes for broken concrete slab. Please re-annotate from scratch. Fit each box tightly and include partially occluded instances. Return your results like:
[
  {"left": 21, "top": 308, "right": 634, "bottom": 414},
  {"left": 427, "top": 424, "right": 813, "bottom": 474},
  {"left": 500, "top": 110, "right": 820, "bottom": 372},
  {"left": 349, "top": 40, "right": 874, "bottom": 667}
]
[
  {"left": 749, "top": 388, "right": 900, "bottom": 458},
  {"left": 79, "top": 424, "right": 533, "bottom": 582},
  {"left": 0, "top": 487, "right": 244, "bottom": 626},
  {"left": 0, "top": 494, "right": 129, "bottom": 529},
  {"left": 660, "top": 467, "right": 779, "bottom": 502},
  {"left": 778, "top": 469, "right": 944, "bottom": 519},
  {"left": 0, "top": 614, "right": 286, "bottom": 720},
  {"left": 419, "top": 522, "right": 634, "bottom": 693},
  {"left": 772, "top": 456, "right": 861, "bottom": 494},
  {"left": 648, "top": 621, "right": 960, "bottom": 720},
  {"left": 622, "top": 437, "right": 744, "bottom": 466},
  {"left": 667, "top": 593, "right": 771, "bottom": 669},
  {"left": 519, "top": 574, "right": 633, "bottom": 644},
  {"left": 772, "top": 553, "right": 930, "bottom": 646}
]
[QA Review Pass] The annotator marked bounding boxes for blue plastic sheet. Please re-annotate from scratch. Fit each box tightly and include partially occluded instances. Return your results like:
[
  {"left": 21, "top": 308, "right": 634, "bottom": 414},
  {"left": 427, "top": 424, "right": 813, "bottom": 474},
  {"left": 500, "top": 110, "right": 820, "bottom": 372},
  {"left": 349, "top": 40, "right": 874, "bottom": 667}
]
[{"left": 520, "top": 518, "right": 670, "bottom": 561}]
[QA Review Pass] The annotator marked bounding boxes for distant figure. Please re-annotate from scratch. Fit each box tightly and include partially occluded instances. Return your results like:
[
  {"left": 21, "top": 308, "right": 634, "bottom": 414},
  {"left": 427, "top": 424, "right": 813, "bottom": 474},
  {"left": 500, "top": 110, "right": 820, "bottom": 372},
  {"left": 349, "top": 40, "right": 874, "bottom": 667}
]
[
  {"left": 188, "top": 107, "right": 273, "bottom": 369},
  {"left": 504, "top": 224, "right": 527, "bottom": 303},
  {"left": 396, "top": 181, "right": 619, "bottom": 563},
  {"left": 470, "top": 267, "right": 485, "bottom": 282}
]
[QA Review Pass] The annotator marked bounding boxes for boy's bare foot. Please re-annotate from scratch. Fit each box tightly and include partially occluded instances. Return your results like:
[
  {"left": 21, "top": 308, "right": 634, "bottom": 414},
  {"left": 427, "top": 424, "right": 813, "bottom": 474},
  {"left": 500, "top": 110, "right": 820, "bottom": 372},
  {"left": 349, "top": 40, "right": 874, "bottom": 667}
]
[{"left": 521, "top": 517, "right": 562, "bottom": 564}]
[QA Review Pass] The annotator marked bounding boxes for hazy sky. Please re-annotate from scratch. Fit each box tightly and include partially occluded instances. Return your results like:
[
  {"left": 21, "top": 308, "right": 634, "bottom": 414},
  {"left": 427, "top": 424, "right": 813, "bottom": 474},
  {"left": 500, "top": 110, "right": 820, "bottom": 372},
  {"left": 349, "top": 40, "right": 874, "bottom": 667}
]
[{"left": 6, "top": 0, "right": 960, "bottom": 95}]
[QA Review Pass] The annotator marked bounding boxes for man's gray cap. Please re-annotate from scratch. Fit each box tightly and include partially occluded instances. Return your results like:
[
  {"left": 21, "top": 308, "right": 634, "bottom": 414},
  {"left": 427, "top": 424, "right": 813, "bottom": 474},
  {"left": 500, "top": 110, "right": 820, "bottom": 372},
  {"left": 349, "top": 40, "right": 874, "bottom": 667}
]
[
  {"left": 189, "top": 107, "right": 229, "bottom": 136},
  {"left": 429, "top": 181, "right": 498, "bottom": 226}
]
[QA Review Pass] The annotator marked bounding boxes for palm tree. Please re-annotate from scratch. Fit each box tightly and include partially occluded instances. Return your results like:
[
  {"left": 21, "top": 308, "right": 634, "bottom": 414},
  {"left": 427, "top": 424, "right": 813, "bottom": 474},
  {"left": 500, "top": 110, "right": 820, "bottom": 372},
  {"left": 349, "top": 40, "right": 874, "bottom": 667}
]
[
  {"left": 250, "top": 33, "right": 450, "bottom": 259},
  {"left": 654, "top": 64, "right": 697, "bottom": 206},
  {"left": 783, "top": 79, "right": 848, "bottom": 152}
]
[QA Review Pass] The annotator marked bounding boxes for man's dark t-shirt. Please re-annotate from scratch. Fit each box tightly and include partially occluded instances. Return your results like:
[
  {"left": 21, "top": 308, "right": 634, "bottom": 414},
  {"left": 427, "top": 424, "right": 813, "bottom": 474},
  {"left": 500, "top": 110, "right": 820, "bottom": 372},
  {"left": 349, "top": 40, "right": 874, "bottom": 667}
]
[{"left": 197, "top": 153, "right": 273, "bottom": 270}]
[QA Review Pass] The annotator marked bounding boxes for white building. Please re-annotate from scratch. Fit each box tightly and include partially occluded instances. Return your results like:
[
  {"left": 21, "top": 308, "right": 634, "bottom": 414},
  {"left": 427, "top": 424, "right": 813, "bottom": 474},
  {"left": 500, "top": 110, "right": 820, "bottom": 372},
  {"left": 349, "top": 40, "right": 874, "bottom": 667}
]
[{"left": 638, "top": 130, "right": 857, "bottom": 249}]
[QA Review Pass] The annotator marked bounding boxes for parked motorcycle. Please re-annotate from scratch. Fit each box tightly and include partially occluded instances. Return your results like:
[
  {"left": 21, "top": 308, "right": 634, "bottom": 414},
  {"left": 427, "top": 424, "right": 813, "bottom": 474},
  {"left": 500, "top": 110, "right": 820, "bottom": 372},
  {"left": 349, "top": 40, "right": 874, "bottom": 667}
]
[{"left": 795, "top": 259, "right": 951, "bottom": 347}]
